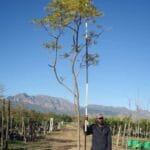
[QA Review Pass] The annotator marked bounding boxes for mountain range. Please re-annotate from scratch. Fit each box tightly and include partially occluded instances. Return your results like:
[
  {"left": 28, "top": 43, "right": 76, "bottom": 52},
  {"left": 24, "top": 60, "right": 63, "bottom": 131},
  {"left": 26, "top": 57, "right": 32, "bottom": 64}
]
[{"left": 7, "top": 93, "right": 150, "bottom": 119}]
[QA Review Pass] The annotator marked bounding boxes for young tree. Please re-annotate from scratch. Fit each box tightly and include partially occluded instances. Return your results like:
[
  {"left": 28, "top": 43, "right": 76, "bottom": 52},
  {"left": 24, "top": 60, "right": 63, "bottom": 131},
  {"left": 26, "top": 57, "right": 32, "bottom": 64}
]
[{"left": 34, "top": 0, "right": 103, "bottom": 149}]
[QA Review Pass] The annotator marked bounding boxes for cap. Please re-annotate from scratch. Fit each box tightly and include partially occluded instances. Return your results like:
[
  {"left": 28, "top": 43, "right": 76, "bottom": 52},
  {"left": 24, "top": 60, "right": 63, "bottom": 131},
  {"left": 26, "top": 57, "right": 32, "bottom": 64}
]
[{"left": 96, "top": 113, "right": 104, "bottom": 119}]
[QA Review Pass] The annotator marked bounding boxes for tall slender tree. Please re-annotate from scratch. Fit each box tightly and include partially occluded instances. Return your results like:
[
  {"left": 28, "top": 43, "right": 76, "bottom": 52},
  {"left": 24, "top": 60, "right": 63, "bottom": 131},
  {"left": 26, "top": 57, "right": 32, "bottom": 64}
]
[
  {"left": 0, "top": 85, "right": 5, "bottom": 150},
  {"left": 1, "top": 99, "right": 5, "bottom": 150},
  {"left": 34, "top": 0, "right": 103, "bottom": 149}
]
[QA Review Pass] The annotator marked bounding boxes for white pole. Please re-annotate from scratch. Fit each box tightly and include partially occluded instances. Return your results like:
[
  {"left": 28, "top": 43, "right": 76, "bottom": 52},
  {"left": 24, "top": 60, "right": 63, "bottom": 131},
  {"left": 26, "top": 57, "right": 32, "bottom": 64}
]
[
  {"left": 84, "top": 4, "right": 89, "bottom": 150},
  {"left": 49, "top": 117, "right": 53, "bottom": 132},
  {"left": 85, "top": 19, "right": 88, "bottom": 132}
]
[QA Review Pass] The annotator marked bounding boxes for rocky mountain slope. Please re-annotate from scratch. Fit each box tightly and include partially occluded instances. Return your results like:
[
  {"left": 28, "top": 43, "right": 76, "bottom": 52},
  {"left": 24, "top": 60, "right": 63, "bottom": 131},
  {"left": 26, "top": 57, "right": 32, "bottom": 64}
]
[
  {"left": 7, "top": 93, "right": 150, "bottom": 118},
  {"left": 7, "top": 93, "right": 74, "bottom": 114}
]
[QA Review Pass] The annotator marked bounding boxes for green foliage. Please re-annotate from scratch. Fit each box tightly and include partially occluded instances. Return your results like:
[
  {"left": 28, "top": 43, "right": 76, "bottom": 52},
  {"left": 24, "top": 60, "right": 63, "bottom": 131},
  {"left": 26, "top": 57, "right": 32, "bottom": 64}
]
[
  {"left": 5, "top": 104, "right": 73, "bottom": 128},
  {"left": 8, "top": 140, "right": 26, "bottom": 150},
  {"left": 33, "top": 0, "right": 103, "bottom": 72},
  {"left": 88, "top": 116, "right": 150, "bottom": 129},
  {"left": 43, "top": 41, "right": 62, "bottom": 50},
  {"left": 87, "top": 53, "right": 99, "bottom": 66},
  {"left": 34, "top": 0, "right": 102, "bottom": 28}
]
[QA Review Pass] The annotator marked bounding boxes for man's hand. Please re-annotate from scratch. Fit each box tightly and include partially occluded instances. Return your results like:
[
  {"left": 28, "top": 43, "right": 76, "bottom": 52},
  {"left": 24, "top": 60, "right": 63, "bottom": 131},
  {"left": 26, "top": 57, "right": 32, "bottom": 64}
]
[{"left": 84, "top": 115, "right": 88, "bottom": 121}]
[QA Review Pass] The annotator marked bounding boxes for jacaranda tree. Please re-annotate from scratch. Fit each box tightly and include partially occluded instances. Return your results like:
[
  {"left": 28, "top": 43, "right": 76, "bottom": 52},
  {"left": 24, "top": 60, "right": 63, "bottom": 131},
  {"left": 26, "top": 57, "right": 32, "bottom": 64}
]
[{"left": 34, "top": 0, "right": 103, "bottom": 149}]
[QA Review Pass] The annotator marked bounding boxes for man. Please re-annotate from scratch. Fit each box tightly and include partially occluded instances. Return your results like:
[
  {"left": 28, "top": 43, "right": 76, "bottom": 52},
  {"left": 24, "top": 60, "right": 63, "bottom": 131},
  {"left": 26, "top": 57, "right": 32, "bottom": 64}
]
[{"left": 85, "top": 114, "right": 112, "bottom": 150}]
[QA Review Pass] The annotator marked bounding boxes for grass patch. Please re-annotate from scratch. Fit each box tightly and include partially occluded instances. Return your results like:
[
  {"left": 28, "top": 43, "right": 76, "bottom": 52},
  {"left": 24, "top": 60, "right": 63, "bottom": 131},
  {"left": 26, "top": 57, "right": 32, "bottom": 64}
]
[{"left": 8, "top": 140, "right": 27, "bottom": 150}]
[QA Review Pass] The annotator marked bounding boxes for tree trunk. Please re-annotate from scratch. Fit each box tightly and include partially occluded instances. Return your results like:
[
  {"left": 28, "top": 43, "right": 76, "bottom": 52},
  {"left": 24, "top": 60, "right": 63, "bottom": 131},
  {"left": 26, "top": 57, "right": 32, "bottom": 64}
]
[
  {"left": 1, "top": 99, "right": 4, "bottom": 150},
  {"left": 8, "top": 100, "right": 11, "bottom": 132},
  {"left": 22, "top": 117, "right": 26, "bottom": 143},
  {"left": 72, "top": 48, "right": 81, "bottom": 150},
  {"left": 5, "top": 101, "right": 9, "bottom": 150},
  {"left": 125, "top": 121, "right": 131, "bottom": 150},
  {"left": 74, "top": 88, "right": 80, "bottom": 150},
  {"left": 122, "top": 123, "right": 127, "bottom": 148},
  {"left": 10, "top": 116, "right": 13, "bottom": 132},
  {"left": 146, "top": 121, "right": 149, "bottom": 138},
  {"left": 116, "top": 125, "right": 121, "bottom": 147},
  {"left": 43, "top": 121, "right": 46, "bottom": 136},
  {"left": 77, "top": 104, "right": 80, "bottom": 150}
]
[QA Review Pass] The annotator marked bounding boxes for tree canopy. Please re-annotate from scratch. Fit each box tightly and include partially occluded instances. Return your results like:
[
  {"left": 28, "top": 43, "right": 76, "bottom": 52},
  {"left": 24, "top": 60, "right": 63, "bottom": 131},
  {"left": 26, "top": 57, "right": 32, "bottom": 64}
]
[{"left": 34, "top": 0, "right": 102, "bottom": 29}]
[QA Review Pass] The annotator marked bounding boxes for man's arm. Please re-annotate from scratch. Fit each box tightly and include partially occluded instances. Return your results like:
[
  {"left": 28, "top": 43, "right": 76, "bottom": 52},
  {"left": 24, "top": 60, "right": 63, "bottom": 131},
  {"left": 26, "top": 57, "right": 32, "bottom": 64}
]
[
  {"left": 83, "top": 115, "right": 94, "bottom": 135},
  {"left": 85, "top": 124, "right": 94, "bottom": 135}
]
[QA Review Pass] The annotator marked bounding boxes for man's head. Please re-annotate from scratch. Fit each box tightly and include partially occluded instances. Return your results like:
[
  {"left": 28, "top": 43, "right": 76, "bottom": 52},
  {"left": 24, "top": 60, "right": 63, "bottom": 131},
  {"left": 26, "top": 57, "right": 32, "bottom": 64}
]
[{"left": 96, "top": 113, "right": 104, "bottom": 125}]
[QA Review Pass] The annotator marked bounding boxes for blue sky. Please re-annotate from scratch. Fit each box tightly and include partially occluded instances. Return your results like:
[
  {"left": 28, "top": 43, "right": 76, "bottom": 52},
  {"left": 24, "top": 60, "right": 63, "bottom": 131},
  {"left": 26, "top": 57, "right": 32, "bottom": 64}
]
[{"left": 0, "top": 0, "right": 150, "bottom": 110}]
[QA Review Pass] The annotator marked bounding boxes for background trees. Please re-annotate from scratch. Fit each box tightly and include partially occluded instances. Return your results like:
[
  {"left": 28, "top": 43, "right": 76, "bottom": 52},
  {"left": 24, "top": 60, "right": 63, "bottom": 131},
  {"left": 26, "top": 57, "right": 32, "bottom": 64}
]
[{"left": 0, "top": 100, "right": 149, "bottom": 149}]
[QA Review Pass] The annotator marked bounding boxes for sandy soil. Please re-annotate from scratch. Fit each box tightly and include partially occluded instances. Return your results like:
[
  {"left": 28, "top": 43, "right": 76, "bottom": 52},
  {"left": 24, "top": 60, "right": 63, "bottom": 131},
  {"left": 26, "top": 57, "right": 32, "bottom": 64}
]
[
  {"left": 25, "top": 123, "right": 122, "bottom": 150},
  {"left": 25, "top": 123, "right": 91, "bottom": 150}
]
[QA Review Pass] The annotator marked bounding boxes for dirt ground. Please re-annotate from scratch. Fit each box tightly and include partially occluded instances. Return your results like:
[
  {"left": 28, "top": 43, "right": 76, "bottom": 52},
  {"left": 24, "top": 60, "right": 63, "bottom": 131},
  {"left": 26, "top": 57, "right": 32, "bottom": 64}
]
[
  {"left": 23, "top": 123, "right": 121, "bottom": 150},
  {"left": 26, "top": 123, "right": 91, "bottom": 150}
]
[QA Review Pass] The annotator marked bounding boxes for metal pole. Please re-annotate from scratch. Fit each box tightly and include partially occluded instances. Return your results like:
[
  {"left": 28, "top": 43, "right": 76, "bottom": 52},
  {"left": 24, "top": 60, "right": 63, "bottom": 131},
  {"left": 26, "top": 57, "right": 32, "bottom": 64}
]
[
  {"left": 84, "top": 0, "right": 93, "bottom": 149},
  {"left": 84, "top": 9, "right": 89, "bottom": 150}
]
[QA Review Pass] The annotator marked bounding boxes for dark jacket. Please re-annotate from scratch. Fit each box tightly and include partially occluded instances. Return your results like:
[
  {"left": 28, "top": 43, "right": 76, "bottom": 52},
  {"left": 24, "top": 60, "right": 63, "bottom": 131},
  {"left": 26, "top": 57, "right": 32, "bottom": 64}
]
[{"left": 86, "top": 124, "right": 112, "bottom": 150}]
